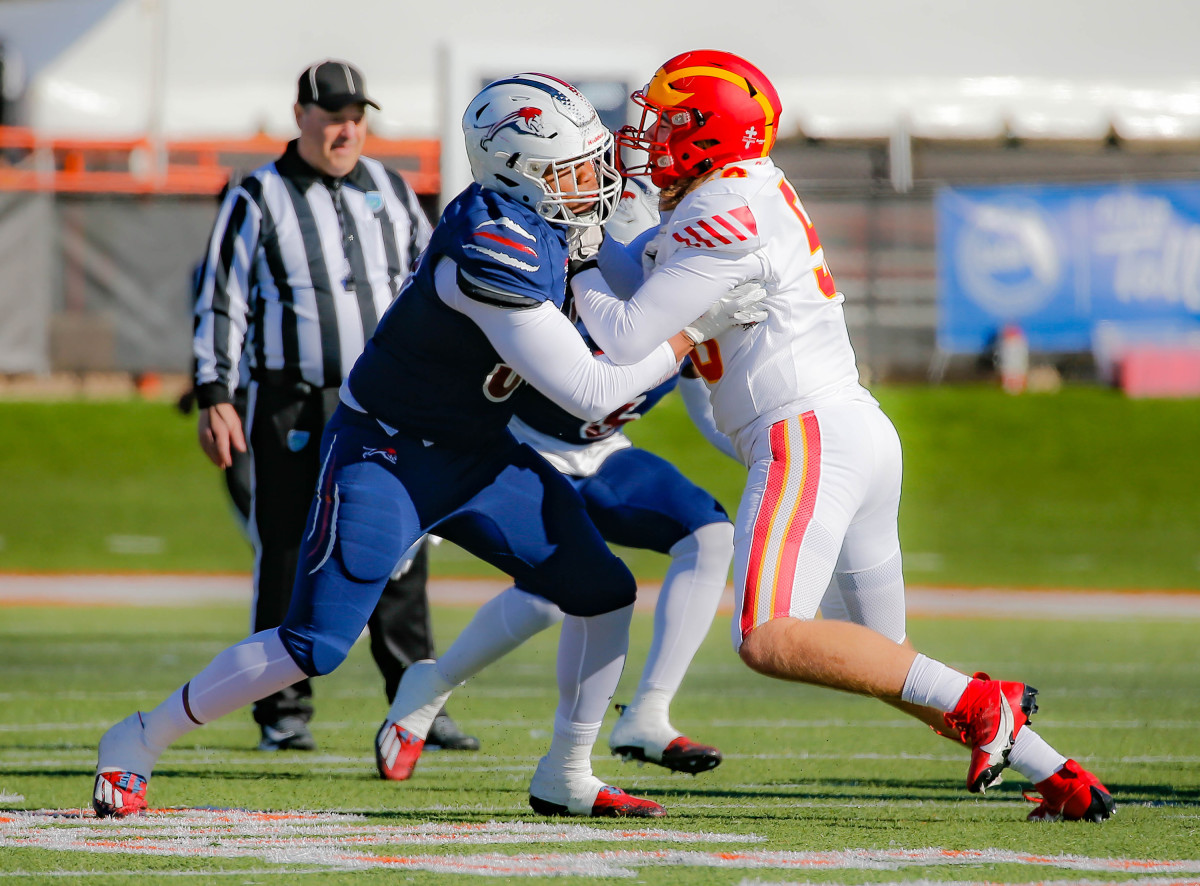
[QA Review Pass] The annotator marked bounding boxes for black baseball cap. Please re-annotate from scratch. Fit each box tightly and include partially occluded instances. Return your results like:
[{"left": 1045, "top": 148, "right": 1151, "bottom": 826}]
[{"left": 297, "top": 60, "right": 380, "bottom": 111}]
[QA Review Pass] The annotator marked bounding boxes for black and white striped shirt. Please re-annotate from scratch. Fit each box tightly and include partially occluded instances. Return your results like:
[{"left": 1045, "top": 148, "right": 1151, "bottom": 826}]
[{"left": 192, "top": 140, "right": 432, "bottom": 406}]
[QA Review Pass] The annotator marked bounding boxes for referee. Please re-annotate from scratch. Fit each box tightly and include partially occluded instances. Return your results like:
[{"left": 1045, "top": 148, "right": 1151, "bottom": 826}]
[{"left": 191, "top": 59, "right": 477, "bottom": 754}]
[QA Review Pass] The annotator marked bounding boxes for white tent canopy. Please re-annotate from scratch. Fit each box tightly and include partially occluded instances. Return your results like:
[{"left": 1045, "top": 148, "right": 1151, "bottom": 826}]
[{"left": 2, "top": 0, "right": 1200, "bottom": 142}]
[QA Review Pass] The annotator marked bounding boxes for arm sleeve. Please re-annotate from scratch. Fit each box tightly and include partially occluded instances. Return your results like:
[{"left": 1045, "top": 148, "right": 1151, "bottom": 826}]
[
  {"left": 193, "top": 187, "right": 260, "bottom": 407},
  {"left": 435, "top": 259, "right": 678, "bottom": 421},
  {"left": 572, "top": 249, "right": 763, "bottom": 365},
  {"left": 677, "top": 372, "right": 740, "bottom": 462}
]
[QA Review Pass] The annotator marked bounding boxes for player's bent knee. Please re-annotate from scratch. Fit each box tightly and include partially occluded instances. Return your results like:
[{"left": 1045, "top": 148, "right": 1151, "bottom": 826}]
[
  {"left": 277, "top": 627, "right": 353, "bottom": 677},
  {"left": 309, "top": 637, "right": 355, "bottom": 676},
  {"left": 560, "top": 565, "right": 637, "bottom": 617},
  {"left": 520, "top": 547, "right": 637, "bottom": 617},
  {"left": 737, "top": 618, "right": 808, "bottom": 678},
  {"left": 737, "top": 626, "right": 774, "bottom": 675}
]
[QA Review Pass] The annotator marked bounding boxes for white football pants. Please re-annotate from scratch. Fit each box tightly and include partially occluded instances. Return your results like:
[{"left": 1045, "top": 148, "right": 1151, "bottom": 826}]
[{"left": 731, "top": 399, "right": 907, "bottom": 650}]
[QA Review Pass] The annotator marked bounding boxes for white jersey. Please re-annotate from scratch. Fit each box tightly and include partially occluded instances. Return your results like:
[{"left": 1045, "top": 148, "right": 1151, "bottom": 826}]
[
  {"left": 576, "top": 157, "right": 872, "bottom": 462},
  {"left": 655, "top": 159, "right": 872, "bottom": 453}
]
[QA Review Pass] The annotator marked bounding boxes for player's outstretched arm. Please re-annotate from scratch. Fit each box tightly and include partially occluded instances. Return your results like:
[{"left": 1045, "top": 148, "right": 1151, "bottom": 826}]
[{"left": 572, "top": 255, "right": 763, "bottom": 365}]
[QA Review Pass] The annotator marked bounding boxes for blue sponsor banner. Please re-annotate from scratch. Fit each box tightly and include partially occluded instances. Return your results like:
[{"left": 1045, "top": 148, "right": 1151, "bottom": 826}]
[{"left": 936, "top": 182, "right": 1200, "bottom": 352}]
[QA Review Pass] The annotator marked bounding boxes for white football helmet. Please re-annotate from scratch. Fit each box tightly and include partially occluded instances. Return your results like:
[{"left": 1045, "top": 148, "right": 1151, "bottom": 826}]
[{"left": 462, "top": 73, "right": 622, "bottom": 227}]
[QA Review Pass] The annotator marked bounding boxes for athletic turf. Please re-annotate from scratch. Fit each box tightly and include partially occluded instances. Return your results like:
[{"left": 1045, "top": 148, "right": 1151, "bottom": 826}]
[
  {"left": 2, "top": 386, "right": 1198, "bottom": 590},
  {"left": 1, "top": 601, "right": 1197, "bottom": 883}
]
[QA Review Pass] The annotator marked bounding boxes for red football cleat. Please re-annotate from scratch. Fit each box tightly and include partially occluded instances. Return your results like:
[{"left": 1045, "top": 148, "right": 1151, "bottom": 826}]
[
  {"left": 375, "top": 721, "right": 425, "bottom": 781},
  {"left": 613, "top": 734, "right": 723, "bottom": 775},
  {"left": 945, "top": 671, "right": 1039, "bottom": 794},
  {"left": 93, "top": 770, "right": 148, "bottom": 819},
  {"left": 529, "top": 784, "right": 666, "bottom": 818},
  {"left": 1025, "top": 759, "right": 1116, "bottom": 822}
]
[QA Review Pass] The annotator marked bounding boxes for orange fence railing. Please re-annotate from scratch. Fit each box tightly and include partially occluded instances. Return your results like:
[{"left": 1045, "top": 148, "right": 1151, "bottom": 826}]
[{"left": 0, "top": 128, "right": 440, "bottom": 196}]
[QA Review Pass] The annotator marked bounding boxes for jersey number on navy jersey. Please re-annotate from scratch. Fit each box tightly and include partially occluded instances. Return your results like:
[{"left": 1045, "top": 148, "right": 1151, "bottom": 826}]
[
  {"left": 483, "top": 363, "right": 523, "bottom": 403},
  {"left": 582, "top": 394, "right": 648, "bottom": 440}
]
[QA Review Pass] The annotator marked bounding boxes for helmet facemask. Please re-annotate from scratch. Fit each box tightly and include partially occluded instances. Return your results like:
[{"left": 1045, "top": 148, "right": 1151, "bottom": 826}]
[
  {"left": 463, "top": 73, "right": 623, "bottom": 227},
  {"left": 616, "top": 93, "right": 697, "bottom": 186},
  {"left": 520, "top": 136, "right": 622, "bottom": 227}
]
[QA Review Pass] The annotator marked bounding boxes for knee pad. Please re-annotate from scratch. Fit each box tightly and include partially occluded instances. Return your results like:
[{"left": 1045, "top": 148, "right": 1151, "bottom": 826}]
[{"left": 335, "top": 482, "right": 412, "bottom": 583}]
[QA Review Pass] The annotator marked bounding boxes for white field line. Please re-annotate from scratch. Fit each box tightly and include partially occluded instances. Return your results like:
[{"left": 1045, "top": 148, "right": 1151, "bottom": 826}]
[
  {"left": 3, "top": 812, "right": 1200, "bottom": 878},
  {"left": 3, "top": 575, "right": 1200, "bottom": 620},
  {"left": 5, "top": 717, "right": 1200, "bottom": 733},
  {"left": 6, "top": 751, "right": 1200, "bottom": 773}
]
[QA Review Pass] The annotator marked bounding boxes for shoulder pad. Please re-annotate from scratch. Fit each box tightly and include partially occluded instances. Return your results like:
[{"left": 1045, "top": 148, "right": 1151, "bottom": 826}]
[
  {"left": 445, "top": 187, "right": 564, "bottom": 308},
  {"left": 667, "top": 189, "right": 760, "bottom": 255}
]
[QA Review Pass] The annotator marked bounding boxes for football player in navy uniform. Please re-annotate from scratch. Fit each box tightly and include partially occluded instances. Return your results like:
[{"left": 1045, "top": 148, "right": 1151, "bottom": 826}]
[
  {"left": 92, "top": 73, "right": 765, "bottom": 820},
  {"left": 378, "top": 180, "right": 734, "bottom": 779}
]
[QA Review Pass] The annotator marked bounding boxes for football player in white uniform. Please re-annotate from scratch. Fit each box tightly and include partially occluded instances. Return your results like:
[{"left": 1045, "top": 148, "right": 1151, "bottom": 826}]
[{"left": 570, "top": 50, "right": 1113, "bottom": 823}]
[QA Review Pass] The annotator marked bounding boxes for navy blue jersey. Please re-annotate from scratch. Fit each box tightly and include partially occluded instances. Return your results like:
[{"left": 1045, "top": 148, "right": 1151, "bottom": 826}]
[{"left": 347, "top": 184, "right": 569, "bottom": 445}]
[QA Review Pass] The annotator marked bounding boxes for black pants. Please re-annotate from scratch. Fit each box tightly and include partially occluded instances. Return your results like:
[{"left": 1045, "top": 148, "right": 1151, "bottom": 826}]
[{"left": 241, "top": 381, "right": 436, "bottom": 725}]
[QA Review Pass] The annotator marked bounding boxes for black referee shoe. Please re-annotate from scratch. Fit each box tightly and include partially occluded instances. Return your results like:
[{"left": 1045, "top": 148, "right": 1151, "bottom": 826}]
[
  {"left": 425, "top": 713, "right": 480, "bottom": 751},
  {"left": 257, "top": 717, "right": 317, "bottom": 752}
]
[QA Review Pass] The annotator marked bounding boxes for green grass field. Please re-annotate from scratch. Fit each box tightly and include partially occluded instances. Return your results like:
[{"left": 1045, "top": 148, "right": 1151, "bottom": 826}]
[
  {"left": 1, "top": 385, "right": 1198, "bottom": 589},
  {"left": 2, "top": 601, "right": 1198, "bottom": 883},
  {"left": 2, "top": 385, "right": 1199, "bottom": 881}
]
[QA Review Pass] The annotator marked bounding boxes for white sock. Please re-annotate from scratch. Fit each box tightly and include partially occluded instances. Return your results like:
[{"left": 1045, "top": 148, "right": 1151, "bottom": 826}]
[
  {"left": 901, "top": 653, "right": 971, "bottom": 712},
  {"left": 556, "top": 604, "right": 632, "bottom": 725},
  {"left": 611, "top": 686, "right": 675, "bottom": 750},
  {"left": 98, "top": 629, "right": 305, "bottom": 779},
  {"left": 183, "top": 629, "right": 308, "bottom": 724},
  {"left": 545, "top": 715, "right": 603, "bottom": 784},
  {"left": 636, "top": 523, "right": 731, "bottom": 704},
  {"left": 435, "top": 586, "right": 562, "bottom": 685},
  {"left": 1007, "top": 727, "right": 1068, "bottom": 783},
  {"left": 140, "top": 691, "right": 196, "bottom": 753},
  {"left": 384, "top": 659, "right": 457, "bottom": 740}
]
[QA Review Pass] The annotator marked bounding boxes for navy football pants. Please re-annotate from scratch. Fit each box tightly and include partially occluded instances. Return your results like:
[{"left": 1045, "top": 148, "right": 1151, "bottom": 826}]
[{"left": 279, "top": 406, "right": 637, "bottom": 677}]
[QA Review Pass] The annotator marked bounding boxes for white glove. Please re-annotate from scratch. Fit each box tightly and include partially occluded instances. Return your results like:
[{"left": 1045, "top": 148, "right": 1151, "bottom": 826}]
[
  {"left": 567, "top": 225, "right": 604, "bottom": 283},
  {"left": 567, "top": 224, "right": 604, "bottom": 263},
  {"left": 682, "top": 281, "right": 769, "bottom": 345}
]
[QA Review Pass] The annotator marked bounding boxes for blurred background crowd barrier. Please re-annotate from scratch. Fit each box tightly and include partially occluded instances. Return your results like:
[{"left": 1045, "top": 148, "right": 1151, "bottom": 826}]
[
  {"left": 6, "top": 134, "right": 1200, "bottom": 394},
  {"left": 1, "top": 0, "right": 1199, "bottom": 395}
]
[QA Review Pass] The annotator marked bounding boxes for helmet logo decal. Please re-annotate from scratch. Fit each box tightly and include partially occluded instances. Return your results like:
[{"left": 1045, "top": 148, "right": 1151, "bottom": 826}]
[
  {"left": 742, "top": 125, "right": 764, "bottom": 150},
  {"left": 482, "top": 107, "right": 549, "bottom": 147}
]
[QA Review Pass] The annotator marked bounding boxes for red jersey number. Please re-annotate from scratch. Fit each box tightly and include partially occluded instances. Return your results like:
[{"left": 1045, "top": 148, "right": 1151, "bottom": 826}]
[
  {"left": 691, "top": 340, "right": 725, "bottom": 383},
  {"left": 778, "top": 178, "right": 838, "bottom": 299}
]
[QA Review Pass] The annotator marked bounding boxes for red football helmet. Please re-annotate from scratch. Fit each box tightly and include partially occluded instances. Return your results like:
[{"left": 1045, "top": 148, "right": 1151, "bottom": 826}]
[{"left": 617, "top": 50, "right": 782, "bottom": 187}]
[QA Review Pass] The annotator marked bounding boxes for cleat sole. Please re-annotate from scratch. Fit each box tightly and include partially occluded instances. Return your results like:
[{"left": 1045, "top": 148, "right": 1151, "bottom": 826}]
[
  {"left": 529, "top": 790, "right": 667, "bottom": 818},
  {"left": 528, "top": 794, "right": 570, "bottom": 816},
  {"left": 612, "top": 744, "right": 722, "bottom": 775},
  {"left": 1083, "top": 786, "right": 1117, "bottom": 822}
]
